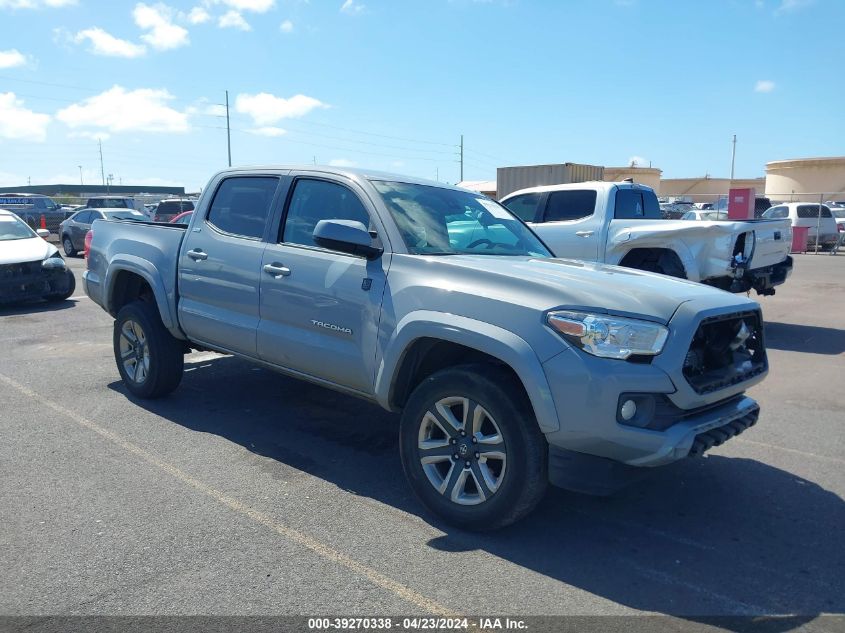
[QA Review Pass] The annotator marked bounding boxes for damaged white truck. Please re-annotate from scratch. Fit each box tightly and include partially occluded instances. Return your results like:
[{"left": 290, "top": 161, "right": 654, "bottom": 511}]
[{"left": 501, "top": 181, "right": 793, "bottom": 295}]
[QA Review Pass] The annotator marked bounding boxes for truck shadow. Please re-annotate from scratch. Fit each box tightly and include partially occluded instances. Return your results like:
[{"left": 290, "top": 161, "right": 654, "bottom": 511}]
[
  {"left": 109, "top": 354, "right": 844, "bottom": 624},
  {"left": 764, "top": 322, "right": 845, "bottom": 355}
]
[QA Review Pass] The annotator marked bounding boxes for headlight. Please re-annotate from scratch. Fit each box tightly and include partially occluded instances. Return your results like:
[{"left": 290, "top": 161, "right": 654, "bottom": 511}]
[
  {"left": 546, "top": 310, "right": 669, "bottom": 359},
  {"left": 42, "top": 251, "right": 66, "bottom": 270}
]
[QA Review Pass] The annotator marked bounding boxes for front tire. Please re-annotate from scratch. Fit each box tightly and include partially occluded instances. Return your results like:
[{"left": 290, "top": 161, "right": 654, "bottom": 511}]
[
  {"left": 113, "top": 300, "right": 184, "bottom": 399},
  {"left": 63, "top": 236, "right": 77, "bottom": 257},
  {"left": 399, "top": 364, "right": 547, "bottom": 530}
]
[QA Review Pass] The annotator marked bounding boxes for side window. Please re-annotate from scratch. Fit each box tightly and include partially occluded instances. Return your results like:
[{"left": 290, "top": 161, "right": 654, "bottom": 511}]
[
  {"left": 88, "top": 199, "right": 103, "bottom": 208},
  {"left": 34, "top": 198, "right": 47, "bottom": 210},
  {"left": 615, "top": 190, "right": 646, "bottom": 219},
  {"left": 503, "top": 193, "right": 542, "bottom": 223},
  {"left": 544, "top": 190, "right": 597, "bottom": 222},
  {"left": 206, "top": 177, "right": 279, "bottom": 239},
  {"left": 182, "top": 201, "right": 194, "bottom": 212},
  {"left": 282, "top": 179, "right": 370, "bottom": 248},
  {"left": 73, "top": 211, "right": 90, "bottom": 223}
]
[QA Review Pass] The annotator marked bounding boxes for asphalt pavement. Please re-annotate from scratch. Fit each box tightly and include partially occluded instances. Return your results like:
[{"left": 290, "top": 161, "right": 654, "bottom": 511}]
[{"left": 1, "top": 254, "right": 843, "bottom": 628}]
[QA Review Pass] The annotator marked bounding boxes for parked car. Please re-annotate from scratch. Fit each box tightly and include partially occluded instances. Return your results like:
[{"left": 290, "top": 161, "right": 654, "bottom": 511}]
[
  {"left": 0, "top": 209, "right": 75, "bottom": 304},
  {"left": 169, "top": 210, "right": 194, "bottom": 224},
  {"left": 500, "top": 182, "right": 793, "bottom": 295},
  {"left": 60, "top": 208, "right": 145, "bottom": 256},
  {"left": 0, "top": 193, "right": 66, "bottom": 236},
  {"left": 153, "top": 198, "right": 195, "bottom": 222},
  {"left": 86, "top": 196, "right": 143, "bottom": 212},
  {"left": 85, "top": 165, "right": 769, "bottom": 529},
  {"left": 681, "top": 209, "right": 728, "bottom": 221},
  {"left": 762, "top": 203, "right": 840, "bottom": 249}
]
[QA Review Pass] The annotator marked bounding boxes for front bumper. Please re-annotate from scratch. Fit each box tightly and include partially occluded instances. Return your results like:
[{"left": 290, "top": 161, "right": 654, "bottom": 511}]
[{"left": 0, "top": 260, "right": 72, "bottom": 304}]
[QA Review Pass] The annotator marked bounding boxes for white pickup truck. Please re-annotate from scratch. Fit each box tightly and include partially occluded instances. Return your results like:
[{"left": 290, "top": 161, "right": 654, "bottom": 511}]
[{"left": 501, "top": 182, "right": 793, "bottom": 295}]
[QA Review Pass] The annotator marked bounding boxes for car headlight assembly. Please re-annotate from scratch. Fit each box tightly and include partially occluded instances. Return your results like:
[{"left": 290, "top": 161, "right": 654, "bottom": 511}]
[
  {"left": 546, "top": 310, "right": 669, "bottom": 360},
  {"left": 42, "top": 251, "right": 67, "bottom": 270}
]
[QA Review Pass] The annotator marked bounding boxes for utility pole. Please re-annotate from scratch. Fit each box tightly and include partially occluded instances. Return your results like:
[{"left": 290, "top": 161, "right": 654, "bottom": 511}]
[
  {"left": 460, "top": 134, "right": 464, "bottom": 182},
  {"left": 225, "top": 90, "right": 232, "bottom": 167},
  {"left": 78, "top": 165, "right": 83, "bottom": 186},
  {"left": 98, "top": 139, "right": 106, "bottom": 186},
  {"left": 730, "top": 134, "right": 737, "bottom": 180}
]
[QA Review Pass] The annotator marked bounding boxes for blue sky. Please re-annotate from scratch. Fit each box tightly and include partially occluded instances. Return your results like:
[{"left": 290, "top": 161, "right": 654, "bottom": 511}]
[{"left": 0, "top": 0, "right": 842, "bottom": 192}]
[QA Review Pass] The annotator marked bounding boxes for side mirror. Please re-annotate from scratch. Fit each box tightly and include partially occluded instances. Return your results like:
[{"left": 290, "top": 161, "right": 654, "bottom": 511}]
[
  {"left": 313, "top": 219, "right": 383, "bottom": 260},
  {"left": 36, "top": 229, "right": 50, "bottom": 239}
]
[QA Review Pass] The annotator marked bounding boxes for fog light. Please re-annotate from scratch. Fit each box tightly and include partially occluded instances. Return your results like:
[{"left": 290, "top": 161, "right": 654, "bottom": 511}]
[{"left": 620, "top": 399, "right": 637, "bottom": 421}]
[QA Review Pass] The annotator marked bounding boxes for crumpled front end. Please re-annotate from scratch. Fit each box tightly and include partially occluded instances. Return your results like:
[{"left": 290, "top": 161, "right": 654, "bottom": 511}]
[{"left": 0, "top": 257, "right": 73, "bottom": 304}]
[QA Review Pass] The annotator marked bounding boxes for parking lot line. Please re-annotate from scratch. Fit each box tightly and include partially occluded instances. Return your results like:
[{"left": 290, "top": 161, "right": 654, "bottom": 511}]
[
  {"left": 734, "top": 438, "right": 845, "bottom": 465},
  {"left": 0, "top": 371, "right": 459, "bottom": 618}
]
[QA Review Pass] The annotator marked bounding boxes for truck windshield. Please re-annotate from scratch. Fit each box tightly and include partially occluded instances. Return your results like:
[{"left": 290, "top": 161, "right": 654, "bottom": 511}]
[
  {"left": 372, "top": 181, "right": 551, "bottom": 257},
  {"left": 0, "top": 215, "right": 37, "bottom": 241}
]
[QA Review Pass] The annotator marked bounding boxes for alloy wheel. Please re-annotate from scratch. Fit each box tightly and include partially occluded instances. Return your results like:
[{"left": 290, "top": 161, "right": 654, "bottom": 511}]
[{"left": 118, "top": 319, "right": 150, "bottom": 384}]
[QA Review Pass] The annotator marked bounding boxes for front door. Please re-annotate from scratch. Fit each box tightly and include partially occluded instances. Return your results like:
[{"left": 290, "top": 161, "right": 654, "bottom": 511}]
[
  {"left": 178, "top": 175, "right": 281, "bottom": 357},
  {"left": 257, "top": 176, "right": 389, "bottom": 394},
  {"left": 533, "top": 189, "right": 602, "bottom": 260}
]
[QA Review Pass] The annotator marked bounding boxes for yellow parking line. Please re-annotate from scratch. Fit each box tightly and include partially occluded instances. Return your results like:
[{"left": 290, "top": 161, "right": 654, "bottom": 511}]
[{"left": 0, "top": 372, "right": 458, "bottom": 617}]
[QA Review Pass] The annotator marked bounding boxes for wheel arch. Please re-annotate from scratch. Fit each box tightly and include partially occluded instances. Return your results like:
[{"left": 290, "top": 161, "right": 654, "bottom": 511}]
[
  {"left": 104, "top": 257, "right": 184, "bottom": 339},
  {"left": 376, "top": 312, "right": 560, "bottom": 433},
  {"left": 614, "top": 245, "right": 699, "bottom": 281}
]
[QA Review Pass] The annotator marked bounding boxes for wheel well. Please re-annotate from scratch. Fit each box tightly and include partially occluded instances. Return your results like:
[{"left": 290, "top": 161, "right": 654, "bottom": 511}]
[
  {"left": 110, "top": 271, "right": 155, "bottom": 315},
  {"left": 390, "top": 338, "right": 530, "bottom": 411},
  {"left": 619, "top": 248, "right": 687, "bottom": 278}
]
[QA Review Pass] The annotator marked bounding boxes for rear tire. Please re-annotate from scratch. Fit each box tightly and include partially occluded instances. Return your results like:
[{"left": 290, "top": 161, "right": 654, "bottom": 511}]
[
  {"left": 113, "top": 300, "right": 184, "bottom": 399},
  {"left": 399, "top": 364, "right": 548, "bottom": 530},
  {"left": 62, "top": 236, "right": 77, "bottom": 257}
]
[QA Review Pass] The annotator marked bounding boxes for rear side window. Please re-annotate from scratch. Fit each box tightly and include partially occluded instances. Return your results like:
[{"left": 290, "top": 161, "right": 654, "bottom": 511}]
[
  {"left": 282, "top": 179, "right": 370, "bottom": 248},
  {"left": 797, "top": 204, "right": 832, "bottom": 218},
  {"left": 615, "top": 189, "right": 662, "bottom": 219},
  {"left": 544, "top": 190, "right": 596, "bottom": 222},
  {"left": 73, "top": 210, "right": 92, "bottom": 223},
  {"left": 207, "top": 177, "right": 279, "bottom": 239},
  {"left": 180, "top": 201, "right": 195, "bottom": 212},
  {"left": 503, "top": 193, "right": 543, "bottom": 222},
  {"left": 763, "top": 206, "right": 788, "bottom": 219}
]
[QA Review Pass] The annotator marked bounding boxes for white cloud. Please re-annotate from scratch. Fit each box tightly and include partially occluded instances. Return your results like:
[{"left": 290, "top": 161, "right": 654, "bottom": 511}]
[
  {"left": 211, "top": 0, "right": 275, "bottom": 12},
  {"left": 754, "top": 79, "right": 775, "bottom": 93},
  {"left": 235, "top": 92, "right": 327, "bottom": 125},
  {"left": 218, "top": 10, "right": 251, "bottom": 30},
  {"left": 340, "top": 0, "right": 364, "bottom": 14},
  {"left": 68, "top": 130, "right": 111, "bottom": 141},
  {"left": 279, "top": 19, "right": 293, "bottom": 32},
  {"left": 247, "top": 126, "right": 287, "bottom": 137},
  {"left": 328, "top": 158, "right": 356, "bottom": 167},
  {"left": 186, "top": 6, "right": 210, "bottom": 23},
  {"left": 56, "top": 86, "right": 190, "bottom": 134},
  {"left": 775, "top": 0, "right": 812, "bottom": 14},
  {"left": 0, "top": 0, "right": 76, "bottom": 8},
  {"left": 73, "top": 27, "right": 147, "bottom": 57},
  {"left": 134, "top": 3, "right": 190, "bottom": 51},
  {"left": 0, "top": 49, "right": 27, "bottom": 68},
  {"left": 0, "top": 93, "right": 50, "bottom": 142},
  {"left": 204, "top": 103, "right": 227, "bottom": 116},
  {"left": 628, "top": 155, "right": 648, "bottom": 167}
]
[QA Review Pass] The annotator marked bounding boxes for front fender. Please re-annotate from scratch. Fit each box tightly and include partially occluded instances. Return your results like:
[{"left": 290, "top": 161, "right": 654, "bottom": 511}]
[
  {"left": 374, "top": 311, "right": 560, "bottom": 433},
  {"left": 104, "top": 254, "right": 184, "bottom": 340}
]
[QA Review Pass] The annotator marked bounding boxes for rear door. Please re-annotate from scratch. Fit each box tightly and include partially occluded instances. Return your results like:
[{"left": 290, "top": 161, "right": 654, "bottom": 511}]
[
  {"left": 178, "top": 175, "right": 282, "bottom": 357},
  {"left": 533, "top": 189, "right": 602, "bottom": 260},
  {"left": 257, "top": 174, "right": 390, "bottom": 394}
]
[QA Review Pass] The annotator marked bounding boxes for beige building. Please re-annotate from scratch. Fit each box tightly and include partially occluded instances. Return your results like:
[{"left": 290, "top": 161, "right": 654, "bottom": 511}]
[
  {"left": 765, "top": 157, "right": 845, "bottom": 202},
  {"left": 658, "top": 177, "right": 765, "bottom": 202},
  {"left": 602, "top": 167, "right": 662, "bottom": 191}
]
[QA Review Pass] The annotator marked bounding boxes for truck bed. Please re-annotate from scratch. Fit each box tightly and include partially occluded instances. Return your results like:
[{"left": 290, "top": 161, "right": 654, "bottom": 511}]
[{"left": 83, "top": 218, "right": 188, "bottom": 339}]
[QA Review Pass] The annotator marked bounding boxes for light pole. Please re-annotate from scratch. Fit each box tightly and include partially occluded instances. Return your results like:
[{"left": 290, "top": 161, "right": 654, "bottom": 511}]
[{"left": 78, "top": 165, "right": 83, "bottom": 186}]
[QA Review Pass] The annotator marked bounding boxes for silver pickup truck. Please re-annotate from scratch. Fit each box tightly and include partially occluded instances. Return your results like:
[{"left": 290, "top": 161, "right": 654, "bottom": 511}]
[{"left": 85, "top": 166, "right": 769, "bottom": 529}]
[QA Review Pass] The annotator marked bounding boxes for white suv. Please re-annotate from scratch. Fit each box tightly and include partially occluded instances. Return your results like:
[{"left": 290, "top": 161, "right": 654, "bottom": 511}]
[{"left": 763, "top": 203, "right": 839, "bottom": 249}]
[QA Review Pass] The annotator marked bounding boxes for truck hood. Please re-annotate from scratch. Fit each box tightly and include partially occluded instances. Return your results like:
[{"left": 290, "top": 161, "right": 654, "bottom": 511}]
[
  {"left": 0, "top": 236, "right": 58, "bottom": 265},
  {"left": 426, "top": 255, "right": 755, "bottom": 323}
]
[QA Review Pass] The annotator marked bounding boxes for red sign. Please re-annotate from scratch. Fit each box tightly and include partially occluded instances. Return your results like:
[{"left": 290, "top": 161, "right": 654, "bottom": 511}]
[{"left": 728, "top": 188, "right": 755, "bottom": 220}]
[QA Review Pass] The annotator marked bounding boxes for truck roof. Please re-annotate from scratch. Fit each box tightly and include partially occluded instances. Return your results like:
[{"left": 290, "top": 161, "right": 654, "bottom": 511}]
[
  {"left": 502, "top": 180, "right": 654, "bottom": 200},
  {"left": 214, "top": 165, "right": 469, "bottom": 194}
]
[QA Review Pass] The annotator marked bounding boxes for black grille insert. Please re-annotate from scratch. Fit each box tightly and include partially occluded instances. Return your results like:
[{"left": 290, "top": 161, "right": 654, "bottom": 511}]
[{"left": 683, "top": 310, "right": 767, "bottom": 394}]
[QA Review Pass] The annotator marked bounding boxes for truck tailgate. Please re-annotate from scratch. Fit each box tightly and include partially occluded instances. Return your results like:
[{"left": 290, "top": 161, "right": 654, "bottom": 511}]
[{"left": 745, "top": 219, "right": 791, "bottom": 269}]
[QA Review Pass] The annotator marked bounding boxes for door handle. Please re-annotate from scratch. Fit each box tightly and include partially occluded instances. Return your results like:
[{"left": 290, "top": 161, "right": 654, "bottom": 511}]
[
  {"left": 263, "top": 263, "right": 291, "bottom": 277},
  {"left": 575, "top": 230, "right": 594, "bottom": 237},
  {"left": 188, "top": 249, "right": 207, "bottom": 261}
]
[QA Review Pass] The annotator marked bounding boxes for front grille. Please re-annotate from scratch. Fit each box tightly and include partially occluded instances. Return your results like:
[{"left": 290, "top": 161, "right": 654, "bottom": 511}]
[
  {"left": 683, "top": 310, "right": 767, "bottom": 394},
  {"left": 0, "top": 260, "right": 48, "bottom": 303},
  {"left": 0, "top": 260, "right": 41, "bottom": 280}
]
